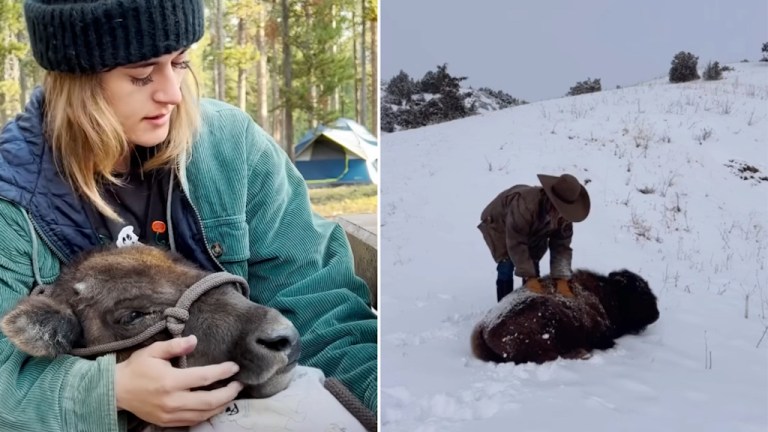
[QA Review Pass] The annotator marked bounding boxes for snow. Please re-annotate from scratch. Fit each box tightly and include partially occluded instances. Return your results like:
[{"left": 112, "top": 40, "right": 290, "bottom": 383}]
[{"left": 380, "top": 63, "right": 768, "bottom": 431}]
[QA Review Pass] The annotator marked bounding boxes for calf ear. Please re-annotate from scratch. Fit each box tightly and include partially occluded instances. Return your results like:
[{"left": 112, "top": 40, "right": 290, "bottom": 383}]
[{"left": 1, "top": 295, "right": 83, "bottom": 357}]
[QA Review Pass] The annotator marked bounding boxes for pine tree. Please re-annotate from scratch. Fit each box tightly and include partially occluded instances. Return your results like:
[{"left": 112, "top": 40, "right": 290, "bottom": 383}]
[
  {"left": 566, "top": 78, "right": 601, "bottom": 96},
  {"left": 669, "top": 51, "right": 700, "bottom": 83},
  {"left": 385, "top": 70, "right": 416, "bottom": 105},
  {"left": 702, "top": 61, "right": 723, "bottom": 81}
]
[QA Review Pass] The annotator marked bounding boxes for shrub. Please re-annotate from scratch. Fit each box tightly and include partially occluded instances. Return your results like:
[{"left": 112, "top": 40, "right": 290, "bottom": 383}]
[
  {"left": 669, "top": 51, "right": 700, "bottom": 83},
  {"left": 477, "top": 87, "right": 526, "bottom": 108},
  {"left": 380, "top": 104, "right": 396, "bottom": 133},
  {"left": 385, "top": 71, "right": 417, "bottom": 105},
  {"left": 702, "top": 61, "right": 723, "bottom": 81},
  {"left": 418, "top": 63, "right": 465, "bottom": 94},
  {"left": 566, "top": 78, "right": 602, "bottom": 96}
]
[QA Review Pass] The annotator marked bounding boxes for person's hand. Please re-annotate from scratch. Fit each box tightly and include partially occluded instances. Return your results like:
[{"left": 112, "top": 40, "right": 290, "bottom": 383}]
[
  {"left": 115, "top": 335, "right": 244, "bottom": 427},
  {"left": 555, "top": 279, "right": 575, "bottom": 298},
  {"left": 523, "top": 278, "right": 545, "bottom": 294}
]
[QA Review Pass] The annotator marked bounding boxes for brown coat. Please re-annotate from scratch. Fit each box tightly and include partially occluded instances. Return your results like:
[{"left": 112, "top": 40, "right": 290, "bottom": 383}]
[{"left": 478, "top": 185, "right": 573, "bottom": 279}]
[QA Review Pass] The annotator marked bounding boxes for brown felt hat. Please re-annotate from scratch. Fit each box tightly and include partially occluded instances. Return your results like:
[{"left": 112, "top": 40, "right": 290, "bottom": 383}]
[{"left": 537, "top": 173, "right": 591, "bottom": 222}]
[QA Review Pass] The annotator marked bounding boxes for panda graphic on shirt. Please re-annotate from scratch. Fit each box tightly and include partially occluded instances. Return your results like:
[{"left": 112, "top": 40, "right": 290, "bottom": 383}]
[{"left": 116, "top": 225, "right": 140, "bottom": 247}]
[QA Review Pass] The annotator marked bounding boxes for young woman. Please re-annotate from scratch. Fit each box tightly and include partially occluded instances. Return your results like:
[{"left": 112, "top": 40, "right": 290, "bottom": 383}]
[{"left": 0, "top": 1, "right": 377, "bottom": 430}]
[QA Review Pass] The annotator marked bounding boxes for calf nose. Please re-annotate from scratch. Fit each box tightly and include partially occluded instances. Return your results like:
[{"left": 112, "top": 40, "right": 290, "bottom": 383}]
[
  {"left": 287, "top": 339, "right": 301, "bottom": 364},
  {"left": 256, "top": 324, "right": 299, "bottom": 355}
]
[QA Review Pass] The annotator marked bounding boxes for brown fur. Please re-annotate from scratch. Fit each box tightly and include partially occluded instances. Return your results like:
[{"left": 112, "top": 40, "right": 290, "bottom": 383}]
[
  {"left": 1, "top": 244, "right": 301, "bottom": 430},
  {"left": 471, "top": 269, "right": 659, "bottom": 364}
]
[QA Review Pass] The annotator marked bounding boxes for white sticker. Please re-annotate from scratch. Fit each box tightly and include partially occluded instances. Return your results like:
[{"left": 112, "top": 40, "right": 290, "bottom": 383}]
[{"left": 116, "top": 225, "right": 140, "bottom": 247}]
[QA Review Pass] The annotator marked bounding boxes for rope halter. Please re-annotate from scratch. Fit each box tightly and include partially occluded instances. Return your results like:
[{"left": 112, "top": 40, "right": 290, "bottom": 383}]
[{"left": 36, "top": 272, "right": 249, "bottom": 369}]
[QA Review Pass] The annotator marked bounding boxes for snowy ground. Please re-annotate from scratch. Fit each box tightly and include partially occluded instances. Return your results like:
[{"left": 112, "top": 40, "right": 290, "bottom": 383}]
[{"left": 379, "top": 62, "right": 768, "bottom": 432}]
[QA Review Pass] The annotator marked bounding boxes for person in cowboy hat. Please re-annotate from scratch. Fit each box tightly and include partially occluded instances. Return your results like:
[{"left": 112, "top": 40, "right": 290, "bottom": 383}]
[{"left": 477, "top": 173, "right": 591, "bottom": 302}]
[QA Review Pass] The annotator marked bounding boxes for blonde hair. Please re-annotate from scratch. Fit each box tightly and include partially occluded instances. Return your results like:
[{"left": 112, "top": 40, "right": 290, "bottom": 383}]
[{"left": 43, "top": 69, "right": 200, "bottom": 221}]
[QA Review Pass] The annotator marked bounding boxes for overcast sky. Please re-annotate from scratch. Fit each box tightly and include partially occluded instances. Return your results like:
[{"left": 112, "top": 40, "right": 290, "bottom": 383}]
[{"left": 381, "top": 0, "right": 768, "bottom": 102}]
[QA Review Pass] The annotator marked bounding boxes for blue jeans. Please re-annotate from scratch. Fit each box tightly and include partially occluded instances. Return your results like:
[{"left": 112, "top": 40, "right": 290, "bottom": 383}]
[{"left": 496, "top": 259, "right": 540, "bottom": 301}]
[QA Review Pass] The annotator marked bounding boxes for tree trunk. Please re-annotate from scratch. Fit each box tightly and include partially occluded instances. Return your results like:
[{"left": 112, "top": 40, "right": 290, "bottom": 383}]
[
  {"left": 18, "top": 65, "right": 26, "bottom": 113},
  {"left": 370, "top": 10, "right": 377, "bottom": 134},
  {"left": 359, "top": 0, "right": 366, "bottom": 128},
  {"left": 306, "top": 4, "right": 317, "bottom": 129},
  {"left": 256, "top": 4, "right": 269, "bottom": 131},
  {"left": 17, "top": 31, "right": 28, "bottom": 111},
  {"left": 271, "top": 34, "right": 282, "bottom": 146},
  {"left": 352, "top": 9, "right": 358, "bottom": 122},
  {"left": 272, "top": 83, "right": 283, "bottom": 145},
  {"left": 236, "top": 18, "right": 247, "bottom": 111},
  {"left": 1, "top": 26, "right": 20, "bottom": 125},
  {"left": 309, "top": 80, "right": 318, "bottom": 129},
  {"left": 214, "top": 0, "right": 226, "bottom": 101},
  {"left": 281, "top": 0, "right": 294, "bottom": 161},
  {"left": 331, "top": 5, "right": 339, "bottom": 115}
]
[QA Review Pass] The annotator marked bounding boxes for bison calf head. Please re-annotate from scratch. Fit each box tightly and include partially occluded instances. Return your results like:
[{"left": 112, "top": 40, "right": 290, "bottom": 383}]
[{"left": 1, "top": 244, "right": 300, "bottom": 398}]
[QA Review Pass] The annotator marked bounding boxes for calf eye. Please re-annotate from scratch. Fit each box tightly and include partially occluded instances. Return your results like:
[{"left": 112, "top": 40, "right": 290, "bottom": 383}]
[{"left": 120, "top": 311, "right": 147, "bottom": 326}]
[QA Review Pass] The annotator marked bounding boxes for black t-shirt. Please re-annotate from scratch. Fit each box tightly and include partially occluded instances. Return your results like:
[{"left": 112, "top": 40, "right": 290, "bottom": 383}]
[{"left": 86, "top": 147, "right": 171, "bottom": 249}]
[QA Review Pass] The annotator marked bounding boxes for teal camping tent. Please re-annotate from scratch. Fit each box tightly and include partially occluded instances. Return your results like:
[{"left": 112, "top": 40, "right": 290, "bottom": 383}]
[{"left": 294, "top": 118, "right": 379, "bottom": 186}]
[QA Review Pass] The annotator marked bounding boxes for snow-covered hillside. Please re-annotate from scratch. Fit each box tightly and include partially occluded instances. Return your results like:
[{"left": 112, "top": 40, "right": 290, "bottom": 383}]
[{"left": 380, "top": 62, "right": 768, "bottom": 432}]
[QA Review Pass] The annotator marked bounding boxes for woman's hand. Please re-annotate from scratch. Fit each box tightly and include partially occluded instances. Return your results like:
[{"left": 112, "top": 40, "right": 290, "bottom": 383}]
[{"left": 115, "top": 335, "right": 243, "bottom": 427}]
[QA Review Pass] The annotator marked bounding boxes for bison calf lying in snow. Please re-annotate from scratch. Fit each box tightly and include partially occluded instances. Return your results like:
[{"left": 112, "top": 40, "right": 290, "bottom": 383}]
[
  {"left": 471, "top": 269, "right": 659, "bottom": 364},
  {"left": 1, "top": 244, "right": 300, "bottom": 430}
]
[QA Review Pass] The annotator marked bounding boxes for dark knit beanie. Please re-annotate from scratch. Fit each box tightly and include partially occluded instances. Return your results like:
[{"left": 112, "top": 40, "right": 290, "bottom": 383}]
[{"left": 24, "top": 0, "right": 205, "bottom": 74}]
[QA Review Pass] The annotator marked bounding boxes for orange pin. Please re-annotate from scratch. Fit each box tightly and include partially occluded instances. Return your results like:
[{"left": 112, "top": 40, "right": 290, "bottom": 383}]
[{"left": 151, "top": 220, "right": 167, "bottom": 234}]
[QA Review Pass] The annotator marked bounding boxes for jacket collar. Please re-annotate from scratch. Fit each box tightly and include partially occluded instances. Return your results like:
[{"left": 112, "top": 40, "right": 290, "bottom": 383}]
[{"left": 0, "top": 87, "right": 100, "bottom": 262}]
